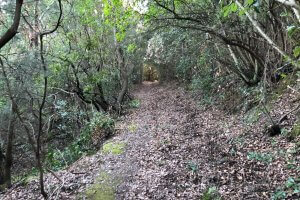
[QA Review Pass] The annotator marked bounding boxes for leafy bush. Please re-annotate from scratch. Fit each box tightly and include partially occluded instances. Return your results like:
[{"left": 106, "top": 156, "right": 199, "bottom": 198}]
[
  {"left": 89, "top": 112, "right": 115, "bottom": 134},
  {"left": 46, "top": 112, "right": 115, "bottom": 170},
  {"left": 190, "top": 76, "right": 214, "bottom": 96},
  {"left": 46, "top": 126, "right": 93, "bottom": 170}
]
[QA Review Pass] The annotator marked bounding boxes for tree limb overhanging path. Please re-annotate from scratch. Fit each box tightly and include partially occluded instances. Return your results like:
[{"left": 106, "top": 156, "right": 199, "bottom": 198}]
[{"left": 0, "top": 82, "right": 298, "bottom": 199}]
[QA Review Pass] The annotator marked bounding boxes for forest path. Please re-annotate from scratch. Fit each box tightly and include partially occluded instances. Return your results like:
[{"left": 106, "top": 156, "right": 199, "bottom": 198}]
[
  {"left": 96, "top": 81, "right": 299, "bottom": 200},
  {"left": 1, "top": 82, "right": 297, "bottom": 200},
  {"left": 87, "top": 81, "right": 234, "bottom": 200},
  {"left": 99, "top": 81, "right": 208, "bottom": 200}
]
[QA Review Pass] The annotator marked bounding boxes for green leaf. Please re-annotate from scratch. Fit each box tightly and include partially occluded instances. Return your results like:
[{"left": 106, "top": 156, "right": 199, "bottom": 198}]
[
  {"left": 239, "top": 9, "right": 246, "bottom": 16},
  {"left": 127, "top": 43, "right": 137, "bottom": 53},
  {"left": 286, "top": 25, "right": 296, "bottom": 35},
  {"left": 231, "top": 3, "right": 238, "bottom": 12},
  {"left": 246, "top": 0, "right": 255, "bottom": 6},
  {"left": 286, "top": 177, "right": 295, "bottom": 188},
  {"left": 272, "top": 190, "right": 286, "bottom": 199},
  {"left": 294, "top": 189, "right": 300, "bottom": 194},
  {"left": 222, "top": 4, "right": 231, "bottom": 17},
  {"left": 293, "top": 46, "right": 300, "bottom": 57}
]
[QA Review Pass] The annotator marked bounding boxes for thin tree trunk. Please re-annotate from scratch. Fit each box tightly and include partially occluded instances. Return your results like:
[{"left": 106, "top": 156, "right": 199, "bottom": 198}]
[
  {"left": 227, "top": 45, "right": 251, "bottom": 83},
  {"left": 37, "top": 34, "right": 48, "bottom": 199},
  {"left": 4, "top": 103, "right": 17, "bottom": 188},
  {"left": 0, "top": 148, "right": 5, "bottom": 188},
  {"left": 35, "top": 1, "right": 63, "bottom": 197}
]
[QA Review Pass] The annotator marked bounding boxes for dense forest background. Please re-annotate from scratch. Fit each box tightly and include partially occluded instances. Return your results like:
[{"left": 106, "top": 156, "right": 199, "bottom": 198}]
[{"left": 0, "top": 0, "right": 299, "bottom": 199}]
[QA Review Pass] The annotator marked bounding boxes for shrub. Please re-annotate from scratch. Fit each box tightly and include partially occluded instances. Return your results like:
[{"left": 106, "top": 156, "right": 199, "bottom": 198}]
[
  {"left": 46, "top": 112, "right": 115, "bottom": 170},
  {"left": 89, "top": 112, "right": 115, "bottom": 146}
]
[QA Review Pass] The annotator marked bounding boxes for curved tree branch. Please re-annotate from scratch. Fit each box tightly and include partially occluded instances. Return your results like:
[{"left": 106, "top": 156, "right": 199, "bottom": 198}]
[{"left": 0, "top": 0, "right": 23, "bottom": 49}]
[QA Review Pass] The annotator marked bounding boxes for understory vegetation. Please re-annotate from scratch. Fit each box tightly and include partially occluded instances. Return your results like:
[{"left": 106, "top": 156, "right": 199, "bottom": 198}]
[{"left": 0, "top": 0, "right": 299, "bottom": 199}]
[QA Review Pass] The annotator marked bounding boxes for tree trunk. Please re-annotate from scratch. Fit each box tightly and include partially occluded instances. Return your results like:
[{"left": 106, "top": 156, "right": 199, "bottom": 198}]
[
  {"left": 0, "top": 148, "right": 5, "bottom": 188},
  {"left": 4, "top": 103, "right": 17, "bottom": 188},
  {"left": 117, "top": 77, "right": 129, "bottom": 108}
]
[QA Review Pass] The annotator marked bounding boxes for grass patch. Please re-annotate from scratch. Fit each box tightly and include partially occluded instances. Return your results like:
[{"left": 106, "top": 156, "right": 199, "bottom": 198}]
[
  {"left": 11, "top": 167, "right": 39, "bottom": 186},
  {"left": 102, "top": 142, "right": 126, "bottom": 155},
  {"left": 128, "top": 123, "right": 138, "bottom": 133},
  {"left": 80, "top": 172, "right": 121, "bottom": 200}
]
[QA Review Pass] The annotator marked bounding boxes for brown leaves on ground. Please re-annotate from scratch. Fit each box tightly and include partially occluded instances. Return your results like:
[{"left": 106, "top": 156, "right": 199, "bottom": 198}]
[
  {"left": 0, "top": 81, "right": 299, "bottom": 199},
  {"left": 115, "top": 82, "right": 299, "bottom": 199}
]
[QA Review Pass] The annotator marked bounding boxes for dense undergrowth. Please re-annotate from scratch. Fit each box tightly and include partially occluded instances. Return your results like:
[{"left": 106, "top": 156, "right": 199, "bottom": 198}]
[{"left": 45, "top": 112, "right": 115, "bottom": 171}]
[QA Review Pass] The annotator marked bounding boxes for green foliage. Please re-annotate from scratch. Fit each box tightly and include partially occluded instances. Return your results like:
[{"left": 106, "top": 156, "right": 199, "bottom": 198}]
[
  {"left": 272, "top": 177, "right": 300, "bottom": 199},
  {"left": 46, "top": 126, "right": 93, "bottom": 170},
  {"left": 286, "top": 122, "right": 300, "bottom": 140},
  {"left": 222, "top": 2, "right": 238, "bottom": 18},
  {"left": 127, "top": 43, "right": 137, "bottom": 53},
  {"left": 128, "top": 99, "right": 140, "bottom": 108},
  {"left": 293, "top": 46, "right": 300, "bottom": 57},
  {"left": 46, "top": 112, "right": 115, "bottom": 170},
  {"left": 190, "top": 76, "right": 214, "bottom": 95},
  {"left": 175, "top": 57, "right": 194, "bottom": 83},
  {"left": 247, "top": 151, "right": 274, "bottom": 163},
  {"left": 90, "top": 112, "right": 115, "bottom": 133},
  {"left": 0, "top": 97, "right": 7, "bottom": 110},
  {"left": 272, "top": 190, "right": 286, "bottom": 200},
  {"left": 102, "top": 142, "right": 126, "bottom": 155},
  {"left": 201, "top": 186, "right": 221, "bottom": 200},
  {"left": 12, "top": 167, "right": 39, "bottom": 186}
]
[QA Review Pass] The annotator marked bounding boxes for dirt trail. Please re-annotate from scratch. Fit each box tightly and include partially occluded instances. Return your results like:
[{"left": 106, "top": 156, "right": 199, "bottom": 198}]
[
  {"left": 1, "top": 82, "right": 298, "bottom": 199},
  {"left": 103, "top": 82, "right": 298, "bottom": 200},
  {"left": 101, "top": 81, "right": 208, "bottom": 199},
  {"left": 95, "top": 81, "right": 239, "bottom": 199}
]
